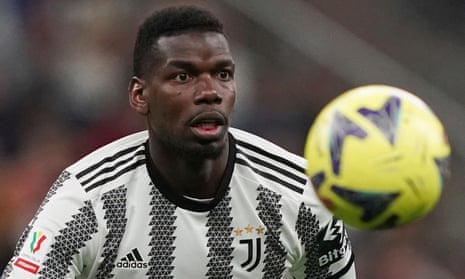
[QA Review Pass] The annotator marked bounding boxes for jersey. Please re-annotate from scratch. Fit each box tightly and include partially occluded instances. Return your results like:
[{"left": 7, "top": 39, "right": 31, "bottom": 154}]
[{"left": 1, "top": 128, "right": 356, "bottom": 279}]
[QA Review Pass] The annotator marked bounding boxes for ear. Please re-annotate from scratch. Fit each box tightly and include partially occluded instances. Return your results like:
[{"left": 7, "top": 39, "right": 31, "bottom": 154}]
[{"left": 128, "top": 76, "right": 149, "bottom": 115}]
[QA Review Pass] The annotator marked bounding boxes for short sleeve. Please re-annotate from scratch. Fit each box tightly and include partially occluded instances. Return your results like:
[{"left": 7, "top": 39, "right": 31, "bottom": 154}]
[
  {"left": 290, "top": 181, "right": 356, "bottom": 279},
  {"left": 1, "top": 171, "right": 99, "bottom": 279}
]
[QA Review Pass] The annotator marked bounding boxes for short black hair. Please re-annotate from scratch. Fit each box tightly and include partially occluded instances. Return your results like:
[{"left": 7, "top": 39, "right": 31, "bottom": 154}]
[{"left": 133, "top": 5, "right": 225, "bottom": 78}]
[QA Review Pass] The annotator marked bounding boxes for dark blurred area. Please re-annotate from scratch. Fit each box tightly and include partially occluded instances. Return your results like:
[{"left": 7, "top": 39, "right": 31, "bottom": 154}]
[{"left": 1, "top": 1, "right": 464, "bottom": 278}]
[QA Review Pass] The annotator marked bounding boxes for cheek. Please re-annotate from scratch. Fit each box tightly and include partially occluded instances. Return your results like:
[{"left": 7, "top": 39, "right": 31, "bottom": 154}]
[
  {"left": 225, "top": 88, "right": 236, "bottom": 109},
  {"left": 149, "top": 95, "right": 188, "bottom": 122},
  {"left": 228, "top": 96, "right": 236, "bottom": 111}
]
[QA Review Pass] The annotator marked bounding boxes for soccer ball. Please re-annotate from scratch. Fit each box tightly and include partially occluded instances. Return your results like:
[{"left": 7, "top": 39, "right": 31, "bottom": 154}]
[{"left": 304, "top": 85, "right": 451, "bottom": 230}]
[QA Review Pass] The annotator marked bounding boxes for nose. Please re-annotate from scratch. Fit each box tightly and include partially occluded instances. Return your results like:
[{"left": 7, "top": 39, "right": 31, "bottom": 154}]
[
  {"left": 194, "top": 75, "right": 222, "bottom": 104},
  {"left": 194, "top": 89, "right": 222, "bottom": 105}
]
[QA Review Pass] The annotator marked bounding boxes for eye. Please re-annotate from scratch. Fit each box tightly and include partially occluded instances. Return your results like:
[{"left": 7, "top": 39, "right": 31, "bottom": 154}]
[
  {"left": 174, "top": 73, "right": 192, "bottom": 83},
  {"left": 217, "top": 70, "right": 233, "bottom": 81}
]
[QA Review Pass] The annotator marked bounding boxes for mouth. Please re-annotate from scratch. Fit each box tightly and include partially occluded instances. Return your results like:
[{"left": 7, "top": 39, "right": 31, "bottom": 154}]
[{"left": 189, "top": 111, "right": 226, "bottom": 137}]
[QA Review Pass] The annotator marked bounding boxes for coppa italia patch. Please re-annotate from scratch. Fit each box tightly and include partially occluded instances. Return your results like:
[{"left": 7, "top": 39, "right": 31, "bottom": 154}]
[
  {"left": 14, "top": 257, "right": 40, "bottom": 274},
  {"left": 30, "top": 231, "right": 47, "bottom": 254}
]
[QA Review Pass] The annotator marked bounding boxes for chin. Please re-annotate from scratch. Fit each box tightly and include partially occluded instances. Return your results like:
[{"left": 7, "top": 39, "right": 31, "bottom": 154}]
[
  {"left": 182, "top": 142, "right": 225, "bottom": 160},
  {"left": 158, "top": 130, "right": 228, "bottom": 160}
]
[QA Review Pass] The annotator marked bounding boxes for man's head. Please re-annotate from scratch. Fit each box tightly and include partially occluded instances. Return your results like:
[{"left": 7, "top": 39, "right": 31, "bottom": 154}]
[
  {"left": 133, "top": 5, "right": 225, "bottom": 79},
  {"left": 129, "top": 6, "right": 236, "bottom": 160}
]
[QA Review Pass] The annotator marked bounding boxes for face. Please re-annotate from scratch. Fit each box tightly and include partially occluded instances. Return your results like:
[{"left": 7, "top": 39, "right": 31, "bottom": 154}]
[{"left": 130, "top": 32, "right": 236, "bottom": 159}]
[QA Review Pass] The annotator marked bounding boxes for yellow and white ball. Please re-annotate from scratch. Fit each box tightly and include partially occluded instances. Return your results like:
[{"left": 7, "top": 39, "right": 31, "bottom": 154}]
[{"left": 304, "top": 85, "right": 450, "bottom": 230}]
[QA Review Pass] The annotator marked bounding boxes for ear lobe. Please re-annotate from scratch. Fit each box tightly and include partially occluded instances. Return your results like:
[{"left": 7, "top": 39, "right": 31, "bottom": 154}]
[{"left": 128, "top": 77, "right": 149, "bottom": 115}]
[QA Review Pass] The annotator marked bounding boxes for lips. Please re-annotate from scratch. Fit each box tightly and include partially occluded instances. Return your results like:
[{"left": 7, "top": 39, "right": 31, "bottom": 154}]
[
  {"left": 189, "top": 111, "right": 226, "bottom": 137},
  {"left": 190, "top": 111, "right": 226, "bottom": 126}
]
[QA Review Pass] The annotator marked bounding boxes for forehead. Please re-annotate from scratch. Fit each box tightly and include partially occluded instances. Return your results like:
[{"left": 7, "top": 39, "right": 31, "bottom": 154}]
[{"left": 156, "top": 32, "right": 233, "bottom": 64}]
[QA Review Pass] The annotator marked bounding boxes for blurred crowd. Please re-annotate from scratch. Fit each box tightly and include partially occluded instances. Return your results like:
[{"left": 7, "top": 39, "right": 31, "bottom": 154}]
[{"left": 1, "top": 0, "right": 464, "bottom": 278}]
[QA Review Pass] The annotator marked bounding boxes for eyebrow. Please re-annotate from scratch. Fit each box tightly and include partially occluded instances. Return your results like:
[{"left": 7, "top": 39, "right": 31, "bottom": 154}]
[{"left": 165, "top": 59, "right": 235, "bottom": 72}]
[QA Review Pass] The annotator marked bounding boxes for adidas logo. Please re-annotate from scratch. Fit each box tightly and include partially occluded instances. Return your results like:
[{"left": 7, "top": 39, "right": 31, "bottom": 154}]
[{"left": 116, "top": 248, "right": 148, "bottom": 269}]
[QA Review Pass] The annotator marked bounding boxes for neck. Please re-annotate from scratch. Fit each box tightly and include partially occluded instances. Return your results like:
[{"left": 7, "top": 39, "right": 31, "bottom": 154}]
[{"left": 148, "top": 139, "right": 230, "bottom": 199}]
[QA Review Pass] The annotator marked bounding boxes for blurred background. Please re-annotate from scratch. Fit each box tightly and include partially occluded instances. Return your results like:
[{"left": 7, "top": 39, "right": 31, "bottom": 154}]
[{"left": 0, "top": 0, "right": 464, "bottom": 278}]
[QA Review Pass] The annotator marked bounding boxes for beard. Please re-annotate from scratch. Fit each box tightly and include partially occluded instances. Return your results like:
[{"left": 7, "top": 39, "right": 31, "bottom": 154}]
[
  {"left": 175, "top": 141, "right": 225, "bottom": 159},
  {"left": 157, "top": 131, "right": 228, "bottom": 161}
]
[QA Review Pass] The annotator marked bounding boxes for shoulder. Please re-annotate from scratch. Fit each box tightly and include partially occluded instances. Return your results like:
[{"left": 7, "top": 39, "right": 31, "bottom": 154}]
[
  {"left": 230, "top": 127, "right": 307, "bottom": 168},
  {"left": 229, "top": 127, "right": 309, "bottom": 196},
  {"left": 229, "top": 127, "right": 331, "bottom": 217},
  {"left": 66, "top": 130, "right": 148, "bottom": 193}
]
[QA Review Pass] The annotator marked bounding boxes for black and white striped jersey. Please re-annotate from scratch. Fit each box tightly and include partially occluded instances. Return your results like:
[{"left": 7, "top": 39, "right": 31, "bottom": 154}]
[{"left": 1, "top": 128, "right": 356, "bottom": 279}]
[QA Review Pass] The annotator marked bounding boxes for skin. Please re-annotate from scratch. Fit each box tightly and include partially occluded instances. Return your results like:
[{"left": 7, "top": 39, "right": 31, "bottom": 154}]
[{"left": 129, "top": 31, "right": 236, "bottom": 198}]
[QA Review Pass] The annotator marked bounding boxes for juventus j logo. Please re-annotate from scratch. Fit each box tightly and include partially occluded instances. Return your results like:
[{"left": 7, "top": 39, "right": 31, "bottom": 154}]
[{"left": 240, "top": 238, "right": 262, "bottom": 272}]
